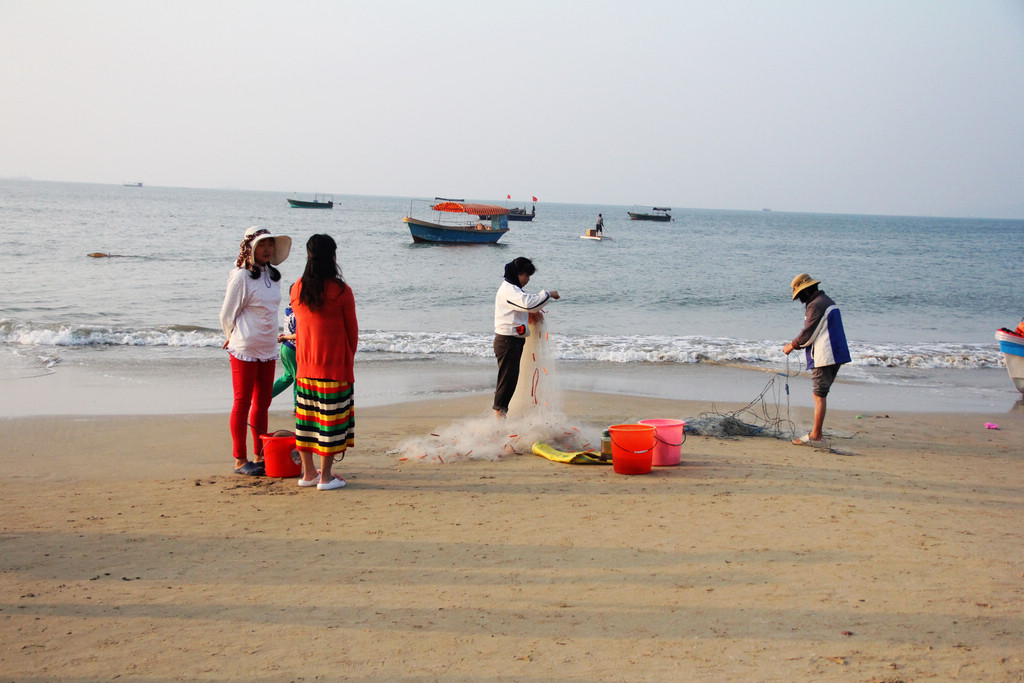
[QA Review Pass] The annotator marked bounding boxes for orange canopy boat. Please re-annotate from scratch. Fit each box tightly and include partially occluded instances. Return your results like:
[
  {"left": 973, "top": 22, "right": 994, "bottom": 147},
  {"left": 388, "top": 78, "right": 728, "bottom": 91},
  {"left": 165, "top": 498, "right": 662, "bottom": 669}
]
[{"left": 403, "top": 199, "right": 511, "bottom": 244}]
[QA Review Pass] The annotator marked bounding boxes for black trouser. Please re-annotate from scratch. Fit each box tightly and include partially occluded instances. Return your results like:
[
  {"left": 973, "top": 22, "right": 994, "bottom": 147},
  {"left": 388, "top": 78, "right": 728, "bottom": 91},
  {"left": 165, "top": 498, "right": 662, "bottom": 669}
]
[{"left": 492, "top": 334, "right": 525, "bottom": 413}]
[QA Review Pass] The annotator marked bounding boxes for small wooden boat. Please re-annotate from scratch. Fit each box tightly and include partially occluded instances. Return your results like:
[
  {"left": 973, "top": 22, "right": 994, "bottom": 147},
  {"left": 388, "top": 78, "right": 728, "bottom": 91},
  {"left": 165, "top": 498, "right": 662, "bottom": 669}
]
[
  {"left": 287, "top": 194, "right": 334, "bottom": 209},
  {"left": 627, "top": 206, "right": 672, "bottom": 221},
  {"left": 507, "top": 205, "right": 536, "bottom": 222},
  {"left": 995, "top": 321, "right": 1024, "bottom": 394},
  {"left": 403, "top": 199, "right": 510, "bottom": 244}
]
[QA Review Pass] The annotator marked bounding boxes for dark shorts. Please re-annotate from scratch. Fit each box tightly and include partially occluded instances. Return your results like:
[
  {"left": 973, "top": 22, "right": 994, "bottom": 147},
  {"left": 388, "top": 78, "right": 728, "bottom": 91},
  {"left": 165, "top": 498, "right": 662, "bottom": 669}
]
[{"left": 811, "top": 364, "right": 841, "bottom": 397}]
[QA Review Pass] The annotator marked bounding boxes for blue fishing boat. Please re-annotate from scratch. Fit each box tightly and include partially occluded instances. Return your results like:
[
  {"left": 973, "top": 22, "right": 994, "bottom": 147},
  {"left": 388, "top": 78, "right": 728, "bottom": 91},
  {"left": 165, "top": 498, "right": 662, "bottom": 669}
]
[
  {"left": 403, "top": 199, "right": 510, "bottom": 244},
  {"left": 995, "top": 321, "right": 1024, "bottom": 394}
]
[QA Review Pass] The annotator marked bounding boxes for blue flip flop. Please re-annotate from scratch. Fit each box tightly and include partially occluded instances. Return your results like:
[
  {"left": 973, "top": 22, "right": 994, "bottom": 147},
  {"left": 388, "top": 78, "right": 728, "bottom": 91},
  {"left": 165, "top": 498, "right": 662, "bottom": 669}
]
[{"left": 234, "top": 461, "right": 264, "bottom": 476}]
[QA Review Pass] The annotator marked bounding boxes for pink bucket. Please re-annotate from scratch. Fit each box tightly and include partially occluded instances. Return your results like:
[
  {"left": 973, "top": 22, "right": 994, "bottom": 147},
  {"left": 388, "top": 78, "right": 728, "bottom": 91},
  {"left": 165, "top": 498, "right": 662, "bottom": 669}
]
[{"left": 638, "top": 419, "right": 686, "bottom": 466}]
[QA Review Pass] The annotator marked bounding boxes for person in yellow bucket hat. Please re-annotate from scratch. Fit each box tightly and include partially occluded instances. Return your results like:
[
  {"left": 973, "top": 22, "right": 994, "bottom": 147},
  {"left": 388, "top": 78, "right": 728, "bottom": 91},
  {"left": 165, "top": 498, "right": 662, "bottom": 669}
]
[{"left": 782, "top": 273, "right": 851, "bottom": 447}]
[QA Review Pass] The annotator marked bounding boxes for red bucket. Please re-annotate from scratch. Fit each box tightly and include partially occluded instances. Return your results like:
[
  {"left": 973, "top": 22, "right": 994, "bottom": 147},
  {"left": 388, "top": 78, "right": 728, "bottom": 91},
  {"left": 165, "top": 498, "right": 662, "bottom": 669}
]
[
  {"left": 608, "top": 424, "right": 656, "bottom": 475},
  {"left": 260, "top": 431, "right": 301, "bottom": 478}
]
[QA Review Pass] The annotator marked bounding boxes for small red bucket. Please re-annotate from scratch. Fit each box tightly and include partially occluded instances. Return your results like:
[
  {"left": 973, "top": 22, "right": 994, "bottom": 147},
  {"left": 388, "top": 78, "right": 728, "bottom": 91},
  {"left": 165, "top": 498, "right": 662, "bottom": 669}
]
[
  {"left": 608, "top": 424, "right": 656, "bottom": 475},
  {"left": 260, "top": 431, "right": 301, "bottom": 478}
]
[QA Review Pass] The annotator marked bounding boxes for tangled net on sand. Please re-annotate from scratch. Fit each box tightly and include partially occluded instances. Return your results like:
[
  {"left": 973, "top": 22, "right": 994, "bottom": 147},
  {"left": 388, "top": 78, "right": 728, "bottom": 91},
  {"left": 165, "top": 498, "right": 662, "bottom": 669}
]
[
  {"left": 393, "top": 317, "right": 600, "bottom": 464},
  {"left": 393, "top": 408, "right": 593, "bottom": 464},
  {"left": 685, "top": 369, "right": 799, "bottom": 441}
]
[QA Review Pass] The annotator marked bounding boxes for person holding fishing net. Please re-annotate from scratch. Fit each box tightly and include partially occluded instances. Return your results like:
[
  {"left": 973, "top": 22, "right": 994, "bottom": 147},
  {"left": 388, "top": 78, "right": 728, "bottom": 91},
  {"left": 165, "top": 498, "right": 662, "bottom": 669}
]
[
  {"left": 783, "top": 273, "right": 851, "bottom": 447},
  {"left": 492, "top": 257, "right": 560, "bottom": 418}
]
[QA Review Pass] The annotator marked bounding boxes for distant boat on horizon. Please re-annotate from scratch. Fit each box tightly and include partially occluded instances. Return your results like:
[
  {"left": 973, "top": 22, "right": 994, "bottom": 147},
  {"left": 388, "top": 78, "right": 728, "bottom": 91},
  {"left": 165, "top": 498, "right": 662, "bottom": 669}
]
[
  {"left": 507, "top": 205, "right": 536, "bottom": 221},
  {"left": 287, "top": 194, "right": 334, "bottom": 209},
  {"left": 123, "top": 181, "right": 143, "bottom": 187},
  {"left": 627, "top": 206, "right": 672, "bottom": 222}
]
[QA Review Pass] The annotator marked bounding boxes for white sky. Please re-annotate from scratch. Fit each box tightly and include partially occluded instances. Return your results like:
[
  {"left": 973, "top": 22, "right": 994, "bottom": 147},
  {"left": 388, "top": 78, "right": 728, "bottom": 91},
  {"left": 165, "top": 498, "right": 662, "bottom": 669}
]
[{"left": 2, "top": 0, "right": 1023, "bottom": 218}]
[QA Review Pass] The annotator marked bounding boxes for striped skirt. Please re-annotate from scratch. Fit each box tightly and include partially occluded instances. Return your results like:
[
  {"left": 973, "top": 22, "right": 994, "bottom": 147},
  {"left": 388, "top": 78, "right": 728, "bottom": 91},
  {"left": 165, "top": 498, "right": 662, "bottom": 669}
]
[{"left": 295, "top": 378, "right": 354, "bottom": 459}]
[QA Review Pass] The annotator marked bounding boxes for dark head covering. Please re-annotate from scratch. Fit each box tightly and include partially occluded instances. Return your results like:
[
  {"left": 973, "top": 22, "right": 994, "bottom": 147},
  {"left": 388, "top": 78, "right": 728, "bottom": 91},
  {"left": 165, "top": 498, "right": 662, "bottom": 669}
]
[
  {"left": 503, "top": 261, "right": 520, "bottom": 286},
  {"left": 503, "top": 257, "right": 536, "bottom": 286}
]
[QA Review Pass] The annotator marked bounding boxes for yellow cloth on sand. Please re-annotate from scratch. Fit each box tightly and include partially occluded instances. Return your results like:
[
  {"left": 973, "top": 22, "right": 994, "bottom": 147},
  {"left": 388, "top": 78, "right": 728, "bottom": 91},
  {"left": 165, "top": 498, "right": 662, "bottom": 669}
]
[{"left": 532, "top": 442, "right": 611, "bottom": 465}]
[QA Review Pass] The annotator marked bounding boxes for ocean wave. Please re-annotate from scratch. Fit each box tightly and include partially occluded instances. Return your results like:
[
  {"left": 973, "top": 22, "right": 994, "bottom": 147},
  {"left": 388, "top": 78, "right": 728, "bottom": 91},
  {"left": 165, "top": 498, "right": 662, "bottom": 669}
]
[
  {"left": 0, "top": 319, "right": 224, "bottom": 348},
  {"left": 0, "top": 319, "right": 1005, "bottom": 370}
]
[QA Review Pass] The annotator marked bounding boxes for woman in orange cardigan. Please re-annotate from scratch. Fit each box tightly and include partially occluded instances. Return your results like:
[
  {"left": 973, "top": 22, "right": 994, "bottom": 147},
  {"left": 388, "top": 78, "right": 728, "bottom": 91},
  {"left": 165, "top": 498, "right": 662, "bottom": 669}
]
[{"left": 290, "top": 234, "right": 359, "bottom": 491}]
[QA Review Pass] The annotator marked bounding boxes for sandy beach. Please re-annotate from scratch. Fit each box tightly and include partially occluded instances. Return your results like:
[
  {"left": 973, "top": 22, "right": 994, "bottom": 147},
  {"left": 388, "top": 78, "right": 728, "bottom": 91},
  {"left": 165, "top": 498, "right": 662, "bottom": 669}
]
[{"left": 1, "top": 390, "right": 1022, "bottom": 680}]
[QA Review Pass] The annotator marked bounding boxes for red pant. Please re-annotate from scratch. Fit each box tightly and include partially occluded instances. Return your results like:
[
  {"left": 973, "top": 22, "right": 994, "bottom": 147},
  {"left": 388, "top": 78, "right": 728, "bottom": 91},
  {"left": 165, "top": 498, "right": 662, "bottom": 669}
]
[{"left": 229, "top": 355, "right": 276, "bottom": 461}]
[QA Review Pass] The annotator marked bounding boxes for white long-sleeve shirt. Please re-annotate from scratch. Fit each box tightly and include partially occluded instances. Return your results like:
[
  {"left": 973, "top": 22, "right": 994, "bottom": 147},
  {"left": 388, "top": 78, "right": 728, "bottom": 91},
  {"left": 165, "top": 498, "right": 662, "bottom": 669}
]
[
  {"left": 494, "top": 280, "right": 552, "bottom": 337},
  {"left": 220, "top": 267, "right": 281, "bottom": 361}
]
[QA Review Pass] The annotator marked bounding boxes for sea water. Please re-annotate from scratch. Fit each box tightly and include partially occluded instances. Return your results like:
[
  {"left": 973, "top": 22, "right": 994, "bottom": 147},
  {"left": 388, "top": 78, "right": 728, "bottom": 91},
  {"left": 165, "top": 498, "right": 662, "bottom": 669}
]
[{"left": 1, "top": 179, "right": 1022, "bottom": 416}]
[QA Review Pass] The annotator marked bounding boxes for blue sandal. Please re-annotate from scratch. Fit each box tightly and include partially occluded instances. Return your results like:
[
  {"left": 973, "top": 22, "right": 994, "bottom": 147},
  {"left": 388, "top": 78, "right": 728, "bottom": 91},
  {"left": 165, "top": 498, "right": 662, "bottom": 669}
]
[{"left": 234, "top": 461, "right": 264, "bottom": 476}]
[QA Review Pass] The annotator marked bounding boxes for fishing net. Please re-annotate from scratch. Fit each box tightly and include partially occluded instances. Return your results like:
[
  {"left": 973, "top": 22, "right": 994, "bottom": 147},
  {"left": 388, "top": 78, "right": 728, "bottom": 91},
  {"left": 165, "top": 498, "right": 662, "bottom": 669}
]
[
  {"left": 394, "top": 316, "right": 593, "bottom": 463},
  {"left": 684, "top": 362, "right": 800, "bottom": 441}
]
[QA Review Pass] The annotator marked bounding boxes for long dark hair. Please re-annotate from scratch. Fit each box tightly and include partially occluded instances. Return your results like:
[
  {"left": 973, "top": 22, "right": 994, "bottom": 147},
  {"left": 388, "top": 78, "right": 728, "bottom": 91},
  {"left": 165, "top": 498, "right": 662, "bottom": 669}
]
[{"left": 298, "top": 234, "right": 346, "bottom": 311}]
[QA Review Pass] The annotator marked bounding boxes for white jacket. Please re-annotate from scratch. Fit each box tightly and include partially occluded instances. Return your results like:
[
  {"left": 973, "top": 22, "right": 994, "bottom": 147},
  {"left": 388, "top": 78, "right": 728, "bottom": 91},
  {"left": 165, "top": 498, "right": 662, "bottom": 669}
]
[
  {"left": 220, "top": 267, "right": 281, "bottom": 361},
  {"left": 494, "top": 280, "right": 552, "bottom": 337}
]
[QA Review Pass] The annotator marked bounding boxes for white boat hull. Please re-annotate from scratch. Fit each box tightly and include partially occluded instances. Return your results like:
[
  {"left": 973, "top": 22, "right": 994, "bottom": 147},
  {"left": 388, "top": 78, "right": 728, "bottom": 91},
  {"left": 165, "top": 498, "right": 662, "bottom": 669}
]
[{"left": 995, "top": 329, "right": 1024, "bottom": 394}]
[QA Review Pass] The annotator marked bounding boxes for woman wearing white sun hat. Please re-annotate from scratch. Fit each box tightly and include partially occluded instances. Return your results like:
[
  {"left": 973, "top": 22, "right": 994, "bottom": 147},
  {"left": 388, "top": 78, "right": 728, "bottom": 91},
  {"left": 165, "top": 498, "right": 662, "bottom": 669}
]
[{"left": 220, "top": 226, "right": 292, "bottom": 475}]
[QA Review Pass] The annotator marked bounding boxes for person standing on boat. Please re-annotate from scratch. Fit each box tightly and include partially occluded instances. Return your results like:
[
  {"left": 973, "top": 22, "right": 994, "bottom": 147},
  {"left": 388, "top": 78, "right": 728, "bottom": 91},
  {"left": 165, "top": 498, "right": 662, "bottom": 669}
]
[
  {"left": 291, "top": 234, "right": 359, "bottom": 491},
  {"left": 595, "top": 213, "right": 604, "bottom": 236},
  {"left": 493, "top": 257, "right": 560, "bottom": 417},
  {"left": 220, "top": 226, "right": 292, "bottom": 475},
  {"left": 782, "top": 273, "right": 851, "bottom": 448}
]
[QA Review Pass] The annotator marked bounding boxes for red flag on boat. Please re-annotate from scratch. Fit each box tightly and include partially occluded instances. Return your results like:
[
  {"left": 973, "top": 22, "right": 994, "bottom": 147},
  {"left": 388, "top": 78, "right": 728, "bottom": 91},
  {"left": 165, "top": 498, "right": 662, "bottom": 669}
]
[
  {"left": 507, "top": 194, "right": 511, "bottom": 200},
  {"left": 532, "top": 196, "right": 538, "bottom": 202}
]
